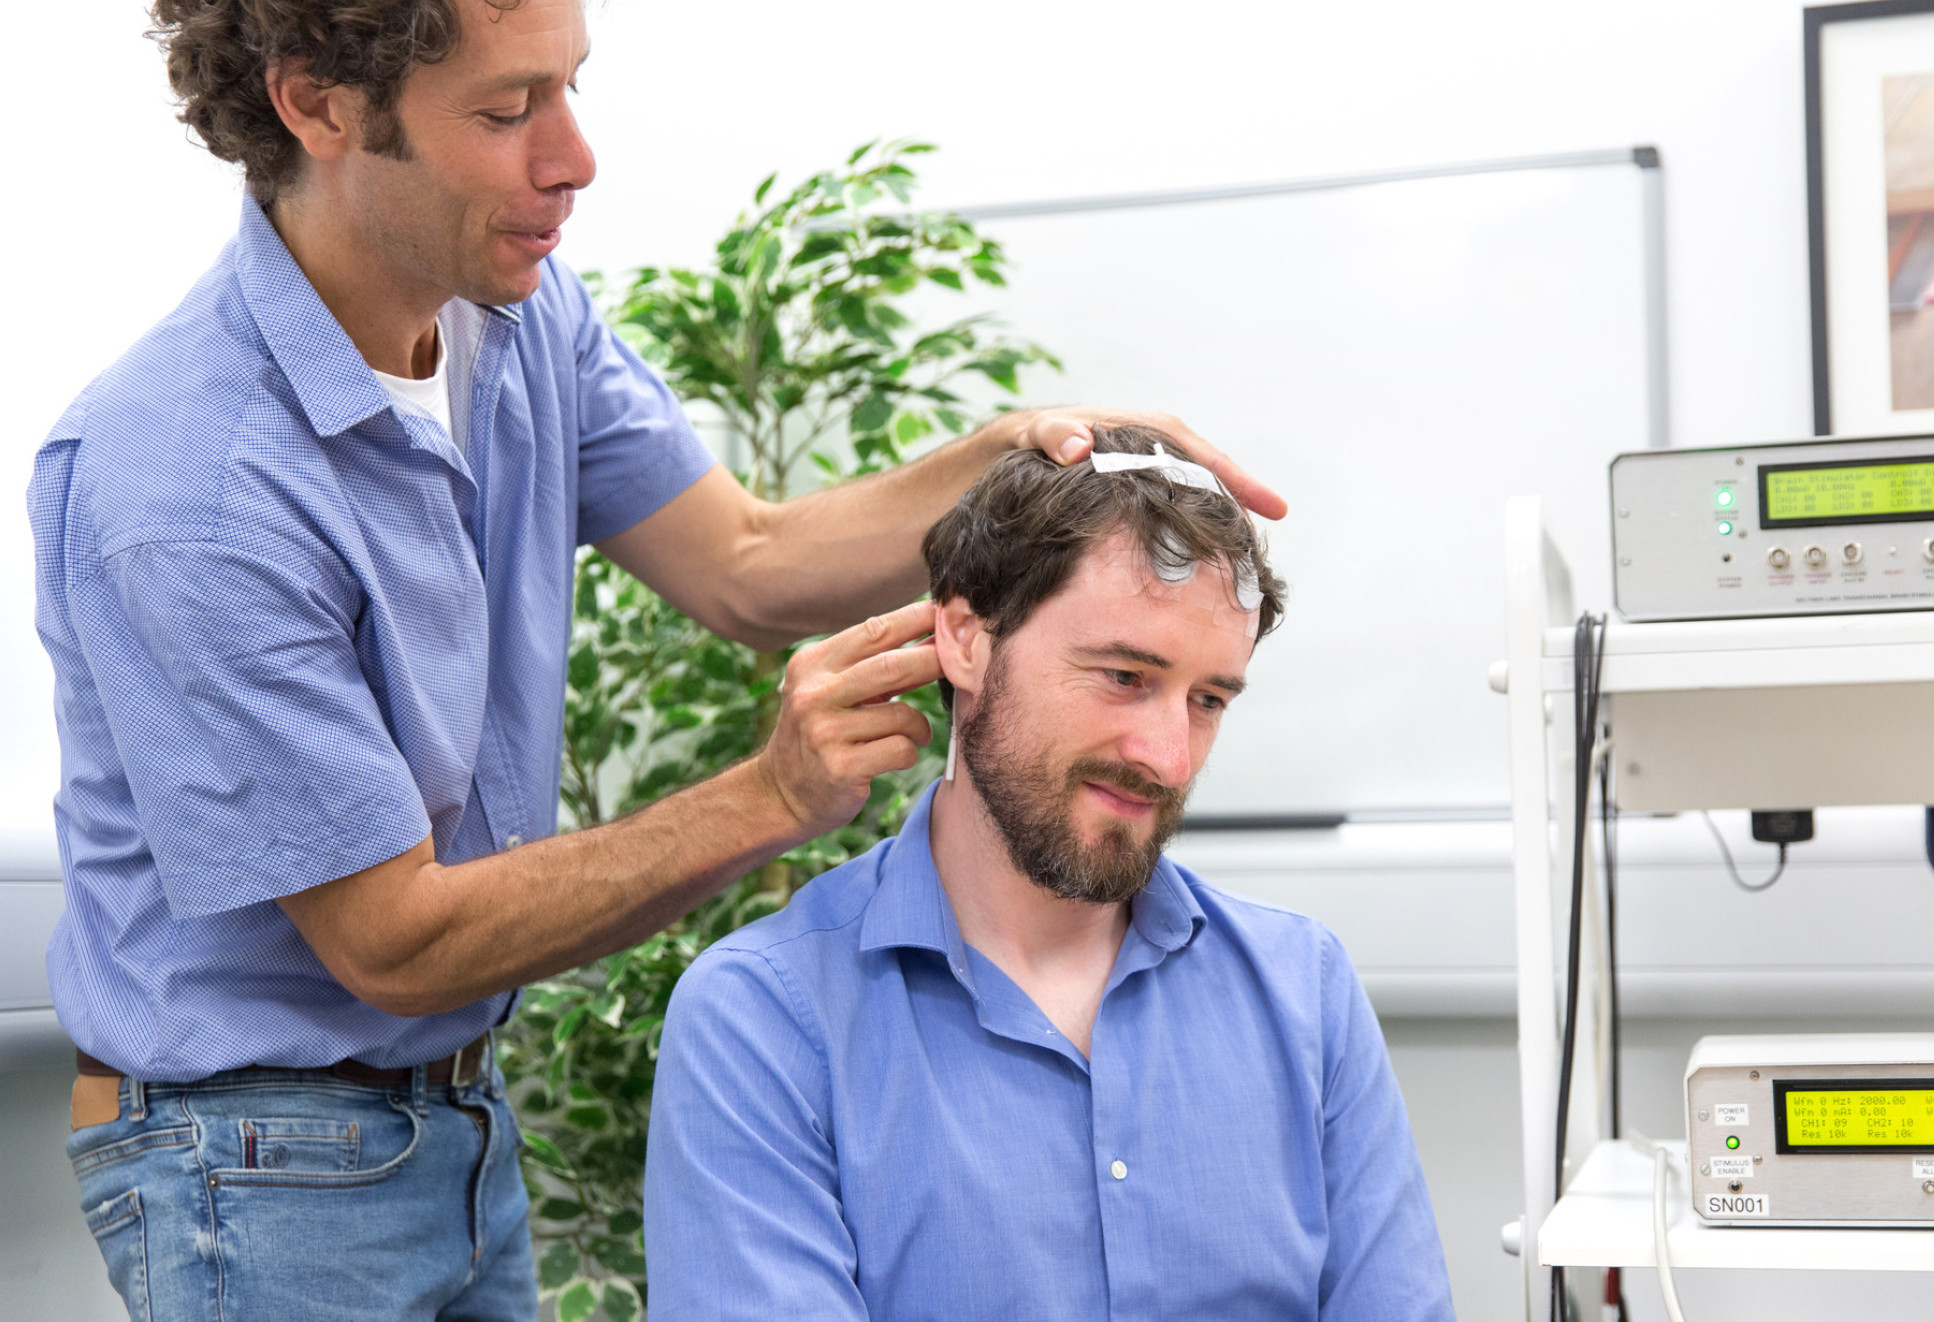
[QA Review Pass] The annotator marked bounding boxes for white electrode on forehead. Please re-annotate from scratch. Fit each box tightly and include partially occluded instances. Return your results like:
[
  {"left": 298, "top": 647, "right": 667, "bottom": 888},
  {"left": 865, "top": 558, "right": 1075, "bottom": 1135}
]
[{"left": 1094, "top": 444, "right": 1265, "bottom": 616}]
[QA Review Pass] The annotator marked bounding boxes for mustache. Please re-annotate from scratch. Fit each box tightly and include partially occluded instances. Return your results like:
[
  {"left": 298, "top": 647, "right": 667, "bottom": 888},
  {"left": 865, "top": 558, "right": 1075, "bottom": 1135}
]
[{"left": 1064, "top": 758, "right": 1186, "bottom": 810}]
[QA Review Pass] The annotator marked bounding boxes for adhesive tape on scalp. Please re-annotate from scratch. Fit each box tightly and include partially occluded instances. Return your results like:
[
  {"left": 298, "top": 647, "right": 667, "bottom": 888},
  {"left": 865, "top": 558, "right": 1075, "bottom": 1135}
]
[{"left": 1088, "top": 442, "right": 1223, "bottom": 493}]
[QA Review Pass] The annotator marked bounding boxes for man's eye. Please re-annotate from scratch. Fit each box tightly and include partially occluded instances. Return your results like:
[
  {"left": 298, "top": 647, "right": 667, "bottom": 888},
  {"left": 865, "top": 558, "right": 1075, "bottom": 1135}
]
[
  {"left": 1107, "top": 670, "right": 1140, "bottom": 688},
  {"left": 1195, "top": 693, "right": 1227, "bottom": 713},
  {"left": 482, "top": 106, "right": 532, "bottom": 127}
]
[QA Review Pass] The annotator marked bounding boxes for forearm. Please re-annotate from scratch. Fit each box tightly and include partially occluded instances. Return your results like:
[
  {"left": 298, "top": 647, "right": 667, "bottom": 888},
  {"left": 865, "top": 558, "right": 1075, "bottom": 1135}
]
[
  {"left": 736, "top": 418, "right": 1023, "bottom": 643},
  {"left": 323, "top": 759, "right": 808, "bottom": 1016}
]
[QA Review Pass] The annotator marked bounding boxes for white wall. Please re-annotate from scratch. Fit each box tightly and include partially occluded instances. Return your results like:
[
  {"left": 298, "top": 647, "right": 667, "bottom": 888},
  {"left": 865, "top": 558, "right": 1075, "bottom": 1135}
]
[{"left": 0, "top": 2, "right": 1879, "bottom": 1318}]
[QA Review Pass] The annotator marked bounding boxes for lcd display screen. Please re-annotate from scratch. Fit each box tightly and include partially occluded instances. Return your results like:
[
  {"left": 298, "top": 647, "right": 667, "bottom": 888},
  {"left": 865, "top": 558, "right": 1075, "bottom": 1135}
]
[
  {"left": 1775, "top": 1079, "right": 1934, "bottom": 1153},
  {"left": 1759, "top": 457, "right": 1934, "bottom": 528}
]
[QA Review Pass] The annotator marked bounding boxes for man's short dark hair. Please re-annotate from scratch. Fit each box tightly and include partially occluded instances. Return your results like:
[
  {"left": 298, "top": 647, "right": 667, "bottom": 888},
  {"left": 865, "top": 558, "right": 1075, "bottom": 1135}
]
[
  {"left": 148, "top": 0, "right": 525, "bottom": 205},
  {"left": 921, "top": 423, "right": 1286, "bottom": 709}
]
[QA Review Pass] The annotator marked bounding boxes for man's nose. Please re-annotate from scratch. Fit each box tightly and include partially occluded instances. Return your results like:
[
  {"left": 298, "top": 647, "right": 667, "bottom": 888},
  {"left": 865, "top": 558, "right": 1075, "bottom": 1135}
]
[
  {"left": 1119, "top": 697, "right": 1194, "bottom": 789},
  {"left": 535, "top": 102, "right": 597, "bottom": 194}
]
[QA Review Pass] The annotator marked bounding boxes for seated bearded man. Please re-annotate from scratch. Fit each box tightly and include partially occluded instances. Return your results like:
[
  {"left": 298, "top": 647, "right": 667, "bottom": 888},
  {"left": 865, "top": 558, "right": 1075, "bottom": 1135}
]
[{"left": 642, "top": 426, "right": 1455, "bottom": 1321}]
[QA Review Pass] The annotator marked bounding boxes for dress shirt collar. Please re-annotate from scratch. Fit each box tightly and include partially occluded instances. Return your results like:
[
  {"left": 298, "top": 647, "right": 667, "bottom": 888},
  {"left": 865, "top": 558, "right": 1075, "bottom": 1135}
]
[
  {"left": 232, "top": 195, "right": 523, "bottom": 440},
  {"left": 859, "top": 781, "right": 1207, "bottom": 1000}
]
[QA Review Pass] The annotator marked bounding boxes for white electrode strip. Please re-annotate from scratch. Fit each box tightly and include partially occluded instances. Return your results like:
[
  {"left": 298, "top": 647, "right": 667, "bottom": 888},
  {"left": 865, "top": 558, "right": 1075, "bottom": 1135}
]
[{"left": 1090, "top": 446, "right": 1265, "bottom": 612}]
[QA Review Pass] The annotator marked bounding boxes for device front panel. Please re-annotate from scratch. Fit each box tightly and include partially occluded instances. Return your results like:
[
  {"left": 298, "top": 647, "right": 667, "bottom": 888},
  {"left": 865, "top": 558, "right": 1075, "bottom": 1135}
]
[
  {"left": 1688, "top": 1061, "right": 1934, "bottom": 1225},
  {"left": 1612, "top": 437, "right": 1934, "bottom": 622}
]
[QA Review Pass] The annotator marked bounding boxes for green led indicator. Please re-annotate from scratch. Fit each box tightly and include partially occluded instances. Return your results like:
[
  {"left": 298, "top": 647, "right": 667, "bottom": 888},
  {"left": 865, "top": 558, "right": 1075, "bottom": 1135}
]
[
  {"left": 1716, "top": 488, "right": 1735, "bottom": 508},
  {"left": 1717, "top": 521, "right": 1734, "bottom": 536},
  {"left": 1726, "top": 1135, "right": 1740, "bottom": 1150}
]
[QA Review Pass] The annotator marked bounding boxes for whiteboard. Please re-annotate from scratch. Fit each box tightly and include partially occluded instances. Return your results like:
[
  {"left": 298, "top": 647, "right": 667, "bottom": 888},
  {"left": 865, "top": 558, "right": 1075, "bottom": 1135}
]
[{"left": 949, "top": 161, "right": 1654, "bottom": 816}]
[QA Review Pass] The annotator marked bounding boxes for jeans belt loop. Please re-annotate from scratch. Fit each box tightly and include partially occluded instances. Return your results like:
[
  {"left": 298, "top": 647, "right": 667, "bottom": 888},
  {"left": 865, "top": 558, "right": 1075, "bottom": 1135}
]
[
  {"left": 410, "top": 1062, "right": 429, "bottom": 1115},
  {"left": 450, "top": 1034, "right": 484, "bottom": 1089},
  {"left": 126, "top": 1075, "right": 147, "bottom": 1122}
]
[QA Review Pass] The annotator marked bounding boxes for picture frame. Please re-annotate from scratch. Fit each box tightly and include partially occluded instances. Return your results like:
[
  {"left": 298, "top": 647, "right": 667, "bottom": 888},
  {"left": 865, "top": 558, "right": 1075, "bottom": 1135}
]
[{"left": 1807, "top": 0, "right": 1934, "bottom": 436}]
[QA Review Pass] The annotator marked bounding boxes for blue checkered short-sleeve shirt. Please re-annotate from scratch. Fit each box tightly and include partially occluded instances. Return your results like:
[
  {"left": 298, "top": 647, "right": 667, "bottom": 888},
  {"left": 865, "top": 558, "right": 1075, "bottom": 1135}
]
[{"left": 27, "top": 197, "right": 716, "bottom": 1080}]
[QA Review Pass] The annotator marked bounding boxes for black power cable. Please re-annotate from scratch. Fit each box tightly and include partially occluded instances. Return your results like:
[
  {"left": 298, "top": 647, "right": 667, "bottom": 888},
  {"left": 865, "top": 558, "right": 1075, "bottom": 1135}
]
[{"left": 1551, "top": 612, "right": 1607, "bottom": 1322}]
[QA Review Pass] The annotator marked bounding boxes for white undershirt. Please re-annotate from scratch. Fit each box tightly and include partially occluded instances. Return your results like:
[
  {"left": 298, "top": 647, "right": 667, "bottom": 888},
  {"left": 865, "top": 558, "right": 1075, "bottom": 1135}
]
[{"left": 371, "top": 318, "right": 456, "bottom": 449}]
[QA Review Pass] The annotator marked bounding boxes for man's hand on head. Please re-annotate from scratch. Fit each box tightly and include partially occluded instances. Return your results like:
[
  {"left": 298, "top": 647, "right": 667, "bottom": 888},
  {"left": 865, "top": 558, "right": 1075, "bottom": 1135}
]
[
  {"left": 1000, "top": 408, "right": 1290, "bottom": 521},
  {"left": 755, "top": 600, "right": 943, "bottom": 838}
]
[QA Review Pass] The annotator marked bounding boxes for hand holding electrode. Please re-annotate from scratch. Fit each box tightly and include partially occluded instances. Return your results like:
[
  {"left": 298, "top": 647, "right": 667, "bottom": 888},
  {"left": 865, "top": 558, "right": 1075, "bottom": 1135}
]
[
  {"left": 1009, "top": 408, "right": 1290, "bottom": 521},
  {"left": 756, "top": 600, "right": 942, "bottom": 838}
]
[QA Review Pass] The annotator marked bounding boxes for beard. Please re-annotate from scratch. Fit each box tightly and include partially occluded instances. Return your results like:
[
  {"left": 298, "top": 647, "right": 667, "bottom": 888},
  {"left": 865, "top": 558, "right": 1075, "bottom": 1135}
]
[{"left": 956, "top": 651, "right": 1191, "bottom": 905}]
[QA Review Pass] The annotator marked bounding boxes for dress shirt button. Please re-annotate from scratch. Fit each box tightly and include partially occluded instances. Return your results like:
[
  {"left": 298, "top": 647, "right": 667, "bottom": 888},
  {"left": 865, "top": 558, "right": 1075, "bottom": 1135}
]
[
  {"left": 505, "top": 834, "right": 524, "bottom": 849},
  {"left": 1110, "top": 1160, "right": 1128, "bottom": 1180}
]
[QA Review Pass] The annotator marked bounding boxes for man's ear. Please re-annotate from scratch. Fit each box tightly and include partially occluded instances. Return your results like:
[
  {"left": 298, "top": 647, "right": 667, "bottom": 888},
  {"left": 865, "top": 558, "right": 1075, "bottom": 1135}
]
[
  {"left": 934, "top": 597, "right": 993, "bottom": 703},
  {"left": 263, "top": 59, "right": 355, "bottom": 168}
]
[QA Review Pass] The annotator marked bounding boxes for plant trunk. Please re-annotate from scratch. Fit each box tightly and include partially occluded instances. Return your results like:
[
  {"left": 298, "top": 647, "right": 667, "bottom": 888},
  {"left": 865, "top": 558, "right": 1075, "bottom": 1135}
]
[{"left": 752, "top": 648, "right": 795, "bottom": 901}]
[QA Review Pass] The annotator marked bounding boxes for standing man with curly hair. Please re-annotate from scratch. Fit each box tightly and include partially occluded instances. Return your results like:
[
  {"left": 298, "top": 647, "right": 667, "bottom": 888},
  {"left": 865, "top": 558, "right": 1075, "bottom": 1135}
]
[{"left": 29, "top": 0, "right": 1285, "bottom": 1316}]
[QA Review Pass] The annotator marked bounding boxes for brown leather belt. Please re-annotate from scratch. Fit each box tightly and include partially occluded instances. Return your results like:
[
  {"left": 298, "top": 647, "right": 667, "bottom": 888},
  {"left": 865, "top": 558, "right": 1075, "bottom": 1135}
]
[{"left": 75, "top": 1033, "right": 493, "bottom": 1088}]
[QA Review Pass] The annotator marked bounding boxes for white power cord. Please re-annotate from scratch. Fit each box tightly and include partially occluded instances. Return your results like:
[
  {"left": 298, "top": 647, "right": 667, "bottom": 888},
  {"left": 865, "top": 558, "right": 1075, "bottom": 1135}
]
[{"left": 1628, "top": 1133, "right": 1688, "bottom": 1322}]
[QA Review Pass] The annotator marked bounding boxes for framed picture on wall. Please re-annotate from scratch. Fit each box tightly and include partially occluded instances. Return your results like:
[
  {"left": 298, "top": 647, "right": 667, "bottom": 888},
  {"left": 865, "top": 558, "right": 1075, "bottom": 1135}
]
[{"left": 1808, "top": 0, "right": 1934, "bottom": 435}]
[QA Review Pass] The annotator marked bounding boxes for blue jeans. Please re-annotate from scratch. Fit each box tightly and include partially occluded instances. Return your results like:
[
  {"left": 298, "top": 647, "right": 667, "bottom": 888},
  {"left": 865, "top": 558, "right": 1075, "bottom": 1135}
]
[{"left": 66, "top": 1061, "right": 537, "bottom": 1321}]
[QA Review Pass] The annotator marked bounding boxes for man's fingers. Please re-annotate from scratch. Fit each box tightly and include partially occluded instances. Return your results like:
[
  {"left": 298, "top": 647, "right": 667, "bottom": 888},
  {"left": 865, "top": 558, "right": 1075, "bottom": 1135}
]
[
  {"left": 1024, "top": 415, "right": 1095, "bottom": 466},
  {"left": 827, "top": 700, "right": 934, "bottom": 751},
  {"left": 816, "top": 599, "right": 937, "bottom": 670},
  {"left": 1138, "top": 414, "right": 1288, "bottom": 521},
  {"left": 1042, "top": 406, "right": 1287, "bottom": 520},
  {"left": 822, "top": 641, "right": 942, "bottom": 709},
  {"left": 1203, "top": 454, "right": 1288, "bottom": 521}
]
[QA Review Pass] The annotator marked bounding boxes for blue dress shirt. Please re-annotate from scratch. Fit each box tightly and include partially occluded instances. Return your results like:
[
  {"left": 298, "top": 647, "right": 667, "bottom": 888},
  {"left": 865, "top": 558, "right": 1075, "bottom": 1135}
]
[
  {"left": 644, "top": 783, "right": 1455, "bottom": 1320},
  {"left": 27, "top": 197, "right": 715, "bottom": 1080}
]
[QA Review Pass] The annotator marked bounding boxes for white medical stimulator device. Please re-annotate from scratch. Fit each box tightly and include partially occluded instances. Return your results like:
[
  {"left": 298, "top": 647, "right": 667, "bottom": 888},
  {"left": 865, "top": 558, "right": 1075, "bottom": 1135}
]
[
  {"left": 1610, "top": 434, "right": 1934, "bottom": 622},
  {"left": 1686, "top": 1034, "right": 1934, "bottom": 1227}
]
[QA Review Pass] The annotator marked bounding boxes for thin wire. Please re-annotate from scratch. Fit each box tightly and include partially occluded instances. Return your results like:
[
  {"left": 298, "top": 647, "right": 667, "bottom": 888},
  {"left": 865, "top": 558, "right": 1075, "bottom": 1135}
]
[
  {"left": 1552, "top": 612, "right": 1606, "bottom": 1322},
  {"left": 1599, "top": 745, "right": 1629, "bottom": 1322},
  {"left": 1653, "top": 1147, "right": 1688, "bottom": 1322},
  {"left": 1699, "top": 812, "right": 1788, "bottom": 892}
]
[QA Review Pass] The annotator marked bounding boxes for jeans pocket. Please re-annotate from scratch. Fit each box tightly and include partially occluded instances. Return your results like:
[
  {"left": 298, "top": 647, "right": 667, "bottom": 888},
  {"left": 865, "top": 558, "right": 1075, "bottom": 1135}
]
[
  {"left": 82, "top": 1189, "right": 151, "bottom": 1322},
  {"left": 208, "top": 1093, "right": 423, "bottom": 1190},
  {"left": 238, "top": 1117, "right": 362, "bottom": 1173}
]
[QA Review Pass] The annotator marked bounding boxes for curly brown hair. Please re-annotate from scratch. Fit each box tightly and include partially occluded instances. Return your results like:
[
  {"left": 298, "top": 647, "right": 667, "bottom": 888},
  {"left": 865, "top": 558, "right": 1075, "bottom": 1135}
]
[{"left": 148, "top": 0, "right": 525, "bottom": 205}]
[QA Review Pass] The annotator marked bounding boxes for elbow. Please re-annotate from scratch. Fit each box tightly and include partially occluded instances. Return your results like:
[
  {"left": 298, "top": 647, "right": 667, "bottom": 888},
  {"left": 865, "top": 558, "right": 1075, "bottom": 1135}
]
[
  {"left": 328, "top": 943, "right": 465, "bottom": 1018},
  {"left": 346, "top": 969, "right": 466, "bottom": 1020}
]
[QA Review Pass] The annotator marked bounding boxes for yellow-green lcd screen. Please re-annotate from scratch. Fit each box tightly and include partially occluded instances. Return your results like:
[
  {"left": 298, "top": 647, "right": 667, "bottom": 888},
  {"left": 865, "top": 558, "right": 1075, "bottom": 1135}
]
[
  {"left": 1782, "top": 1087, "right": 1934, "bottom": 1147},
  {"left": 1762, "top": 460, "right": 1934, "bottom": 524}
]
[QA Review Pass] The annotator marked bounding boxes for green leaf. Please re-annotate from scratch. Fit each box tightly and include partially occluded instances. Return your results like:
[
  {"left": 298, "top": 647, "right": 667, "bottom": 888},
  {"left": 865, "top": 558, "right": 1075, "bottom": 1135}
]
[
  {"left": 593, "top": 1234, "right": 649, "bottom": 1276},
  {"left": 753, "top": 170, "right": 778, "bottom": 205},
  {"left": 520, "top": 1131, "right": 572, "bottom": 1177},
  {"left": 847, "top": 139, "right": 878, "bottom": 166},
  {"left": 535, "top": 1197, "right": 586, "bottom": 1221},
  {"left": 556, "top": 1278, "right": 598, "bottom": 1322},
  {"left": 608, "top": 1209, "right": 644, "bottom": 1236},
  {"left": 564, "top": 1105, "right": 609, "bottom": 1130},
  {"left": 926, "top": 268, "right": 963, "bottom": 291},
  {"left": 537, "top": 1241, "right": 580, "bottom": 1291},
  {"left": 851, "top": 393, "right": 893, "bottom": 433},
  {"left": 602, "top": 1279, "right": 644, "bottom": 1322}
]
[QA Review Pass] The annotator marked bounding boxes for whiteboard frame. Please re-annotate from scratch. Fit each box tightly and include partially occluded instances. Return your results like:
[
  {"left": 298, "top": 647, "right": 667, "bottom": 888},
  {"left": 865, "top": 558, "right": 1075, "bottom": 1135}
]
[{"left": 951, "top": 146, "right": 1672, "bottom": 459}]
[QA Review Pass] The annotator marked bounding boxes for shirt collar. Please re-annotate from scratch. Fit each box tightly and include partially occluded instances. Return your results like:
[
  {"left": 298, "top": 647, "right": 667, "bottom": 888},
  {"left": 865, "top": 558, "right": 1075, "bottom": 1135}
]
[
  {"left": 232, "top": 195, "right": 523, "bottom": 439},
  {"left": 858, "top": 782, "right": 1207, "bottom": 989}
]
